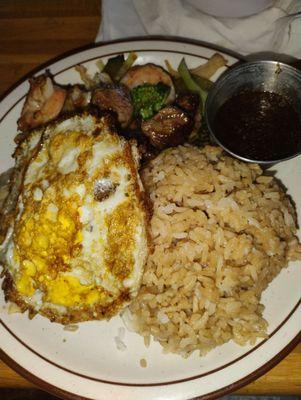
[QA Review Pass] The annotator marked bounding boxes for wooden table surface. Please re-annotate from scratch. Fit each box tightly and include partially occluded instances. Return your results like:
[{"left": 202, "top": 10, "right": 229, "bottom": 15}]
[{"left": 0, "top": 0, "right": 300, "bottom": 398}]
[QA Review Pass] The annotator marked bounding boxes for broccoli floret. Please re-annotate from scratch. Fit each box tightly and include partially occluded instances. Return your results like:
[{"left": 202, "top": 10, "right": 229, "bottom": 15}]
[{"left": 131, "top": 83, "right": 170, "bottom": 120}]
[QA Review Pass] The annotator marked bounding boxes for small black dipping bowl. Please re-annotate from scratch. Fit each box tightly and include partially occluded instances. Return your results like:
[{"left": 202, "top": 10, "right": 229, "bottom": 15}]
[{"left": 205, "top": 60, "right": 301, "bottom": 166}]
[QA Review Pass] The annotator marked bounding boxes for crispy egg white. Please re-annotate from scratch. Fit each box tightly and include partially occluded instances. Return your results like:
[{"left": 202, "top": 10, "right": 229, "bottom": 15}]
[{"left": 0, "top": 112, "right": 149, "bottom": 324}]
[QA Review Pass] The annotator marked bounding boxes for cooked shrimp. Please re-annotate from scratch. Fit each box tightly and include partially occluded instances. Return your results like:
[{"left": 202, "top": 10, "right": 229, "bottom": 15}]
[
  {"left": 18, "top": 75, "right": 66, "bottom": 132},
  {"left": 120, "top": 63, "right": 175, "bottom": 103}
]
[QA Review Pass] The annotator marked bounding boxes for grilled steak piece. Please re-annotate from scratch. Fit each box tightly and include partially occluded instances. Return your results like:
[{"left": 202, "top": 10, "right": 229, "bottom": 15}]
[
  {"left": 141, "top": 105, "right": 193, "bottom": 149},
  {"left": 174, "top": 92, "right": 199, "bottom": 117}
]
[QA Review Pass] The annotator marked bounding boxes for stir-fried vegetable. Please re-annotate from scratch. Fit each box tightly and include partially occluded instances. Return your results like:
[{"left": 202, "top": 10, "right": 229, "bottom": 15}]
[
  {"left": 190, "top": 53, "right": 227, "bottom": 79},
  {"left": 115, "top": 52, "right": 138, "bottom": 82},
  {"left": 193, "top": 75, "right": 214, "bottom": 92},
  {"left": 103, "top": 55, "right": 125, "bottom": 81},
  {"left": 178, "top": 58, "right": 208, "bottom": 113},
  {"left": 96, "top": 59, "right": 105, "bottom": 73},
  {"left": 131, "top": 83, "right": 170, "bottom": 120},
  {"left": 101, "top": 52, "right": 138, "bottom": 82},
  {"left": 75, "top": 64, "right": 112, "bottom": 88},
  {"left": 174, "top": 75, "right": 213, "bottom": 94},
  {"left": 165, "top": 53, "right": 227, "bottom": 80},
  {"left": 75, "top": 65, "right": 95, "bottom": 88},
  {"left": 23, "top": 50, "right": 228, "bottom": 159}
]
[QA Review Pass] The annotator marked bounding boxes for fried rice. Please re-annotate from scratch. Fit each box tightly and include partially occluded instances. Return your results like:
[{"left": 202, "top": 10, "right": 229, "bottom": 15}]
[{"left": 125, "top": 145, "right": 301, "bottom": 357}]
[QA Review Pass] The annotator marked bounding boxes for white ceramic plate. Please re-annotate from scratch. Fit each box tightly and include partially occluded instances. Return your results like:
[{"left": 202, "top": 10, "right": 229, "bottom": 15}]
[{"left": 0, "top": 38, "right": 300, "bottom": 400}]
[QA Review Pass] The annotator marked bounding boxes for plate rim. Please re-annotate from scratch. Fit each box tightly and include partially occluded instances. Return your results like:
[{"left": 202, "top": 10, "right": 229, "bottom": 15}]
[
  {"left": 0, "top": 36, "right": 299, "bottom": 400},
  {"left": 0, "top": 35, "right": 244, "bottom": 104},
  {"left": 1, "top": 332, "right": 300, "bottom": 400},
  {"left": 1, "top": 298, "right": 300, "bottom": 387}
]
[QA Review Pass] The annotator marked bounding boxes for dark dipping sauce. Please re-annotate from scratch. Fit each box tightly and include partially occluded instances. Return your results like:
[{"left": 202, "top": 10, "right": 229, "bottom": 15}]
[{"left": 214, "top": 90, "right": 301, "bottom": 161}]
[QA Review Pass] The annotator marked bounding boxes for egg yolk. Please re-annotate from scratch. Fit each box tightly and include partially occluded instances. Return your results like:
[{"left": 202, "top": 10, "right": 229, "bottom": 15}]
[
  {"left": 45, "top": 275, "right": 103, "bottom": 307},
  {"left": 13, "top": 131, "right": 105, "bottom": 307}
]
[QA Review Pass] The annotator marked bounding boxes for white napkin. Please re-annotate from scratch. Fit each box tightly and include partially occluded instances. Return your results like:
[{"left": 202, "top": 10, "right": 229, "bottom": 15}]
[{"left": 96, "top": 0, "right": 301, "bottom": 57}]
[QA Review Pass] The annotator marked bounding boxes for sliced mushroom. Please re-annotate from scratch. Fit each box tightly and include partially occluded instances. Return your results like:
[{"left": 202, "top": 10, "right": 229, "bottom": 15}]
[{"left": 92, "top": 84, "right": 133, "bottom": 128}]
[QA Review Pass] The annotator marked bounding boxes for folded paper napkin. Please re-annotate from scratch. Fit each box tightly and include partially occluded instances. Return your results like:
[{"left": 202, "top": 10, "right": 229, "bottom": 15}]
[{"left": 96, "top": 0, "right": 301, "bottom": 57}]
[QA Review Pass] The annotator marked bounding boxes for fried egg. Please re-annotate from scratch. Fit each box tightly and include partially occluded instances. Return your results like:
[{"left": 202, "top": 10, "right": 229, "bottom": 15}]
[{"left": 0, "top": 111, "right": 149, "bottom": 324}]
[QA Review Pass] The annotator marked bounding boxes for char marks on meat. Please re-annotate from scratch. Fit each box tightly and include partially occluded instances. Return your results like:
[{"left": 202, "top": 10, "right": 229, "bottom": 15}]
[
  {"left": 141, "top": 105, "right": 193, "bottom": 149},
  {"left": 174, "top": 92, "right": 199, "bottom": 117}
]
